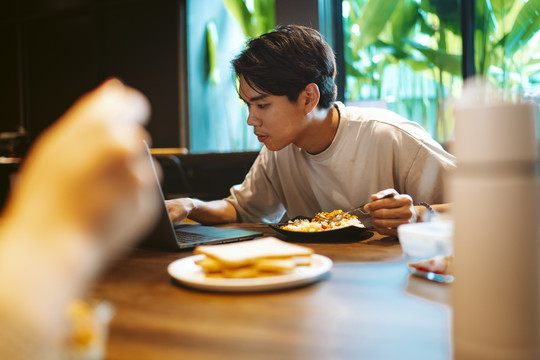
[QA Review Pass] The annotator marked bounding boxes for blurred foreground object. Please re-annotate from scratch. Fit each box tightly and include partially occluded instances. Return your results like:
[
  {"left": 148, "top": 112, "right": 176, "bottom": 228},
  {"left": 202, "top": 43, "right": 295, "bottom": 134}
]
[
  {"left": 451, "top": 78, "right": 539, "bottom": 359},
  {"left": 65, "top": 300, "right": 114, "bottom": 360},
  {"left": 398, "top": 220, "right": 454, "bottom": 283},
  {"left": 0, "top": 79, "right": 160, "bottom": 360}
]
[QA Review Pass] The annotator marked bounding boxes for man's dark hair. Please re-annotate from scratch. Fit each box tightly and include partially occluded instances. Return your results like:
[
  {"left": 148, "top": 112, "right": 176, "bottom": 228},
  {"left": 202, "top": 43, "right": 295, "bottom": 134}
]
[{"left": 232, "top": 25, "right": 337, "bottom": 109}]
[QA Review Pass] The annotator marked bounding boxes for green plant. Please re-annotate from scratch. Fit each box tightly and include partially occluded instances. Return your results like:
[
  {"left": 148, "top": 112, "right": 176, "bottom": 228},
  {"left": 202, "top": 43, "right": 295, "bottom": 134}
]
[
  {"left": 343, "top": 0, "right": 539, "bottom": 142},
  {"left": 205, "top": 20, "right": 220, "bottom": 86},
  {"left": 205, "top": 0, "right": 275, "bottom": 87},
  {"left": 475, "top": 0, "right": 540, "bottom": 97},
  {"left": 344, "top": 0, "right": 463, "bottom": 141},
  {"left": 223, "top": 0, "right": 275, "bottom": 39}
]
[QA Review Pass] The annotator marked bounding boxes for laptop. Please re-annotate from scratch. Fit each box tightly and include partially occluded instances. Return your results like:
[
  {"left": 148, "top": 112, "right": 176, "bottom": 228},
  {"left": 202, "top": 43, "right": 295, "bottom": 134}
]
[{"left": 139, "top": 143, "right": 263, "bottom": 250}]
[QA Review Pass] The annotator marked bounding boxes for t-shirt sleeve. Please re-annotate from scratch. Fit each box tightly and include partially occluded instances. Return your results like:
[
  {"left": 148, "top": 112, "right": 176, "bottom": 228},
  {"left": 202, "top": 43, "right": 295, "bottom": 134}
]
[
  {"left": 224, "top": 149, "right": 286, "bottom": 223},
  {"left": 401, "top": 138, "right": 456, "bottom": 204}
]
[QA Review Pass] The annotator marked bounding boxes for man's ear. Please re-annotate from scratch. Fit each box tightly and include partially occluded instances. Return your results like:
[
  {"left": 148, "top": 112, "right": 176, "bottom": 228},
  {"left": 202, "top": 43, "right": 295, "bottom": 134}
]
[{"left": 302, "top": 83, "right": 320, "bottom": 114}]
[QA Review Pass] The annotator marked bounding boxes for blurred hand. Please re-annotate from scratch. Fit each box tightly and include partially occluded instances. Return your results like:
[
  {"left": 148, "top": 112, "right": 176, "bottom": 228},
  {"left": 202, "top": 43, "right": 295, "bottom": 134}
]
[
  {"left": 0, "top": 78, "right": 163, "bottom": 338},
  {"left": 363, "top": 188, "right": 415, "bottom": 236},
  {"left": 3, "top": 78, "right": 160, "bottom": 258}
]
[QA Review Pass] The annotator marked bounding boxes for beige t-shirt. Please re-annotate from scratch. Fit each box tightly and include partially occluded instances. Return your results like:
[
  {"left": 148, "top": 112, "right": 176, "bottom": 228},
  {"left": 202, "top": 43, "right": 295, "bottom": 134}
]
[{"left": 226, "top": 102, "right": 456, "bottom": 223}]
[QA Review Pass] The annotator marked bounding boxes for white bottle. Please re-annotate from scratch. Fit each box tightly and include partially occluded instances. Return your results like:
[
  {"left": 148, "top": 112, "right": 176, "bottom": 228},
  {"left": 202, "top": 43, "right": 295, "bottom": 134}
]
[{"left": 450, "top": 80, "right": 540, "bottom": 360}]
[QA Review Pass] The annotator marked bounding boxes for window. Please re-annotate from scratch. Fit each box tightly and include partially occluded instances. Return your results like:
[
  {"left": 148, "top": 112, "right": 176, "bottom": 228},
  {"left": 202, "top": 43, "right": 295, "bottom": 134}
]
[
  {"left": 340, "top": 0, "right": 540, "bottom": 143},
  {"left": 186, "top": 0, "right": 275, "bottom": 153},
  {"left": 474, "top": 1, "right": 540, "bottom": 101}
]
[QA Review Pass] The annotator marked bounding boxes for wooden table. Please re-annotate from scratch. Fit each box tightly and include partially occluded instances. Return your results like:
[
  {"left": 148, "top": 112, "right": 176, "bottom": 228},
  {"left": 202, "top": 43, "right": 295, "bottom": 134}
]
[{"left": 90, "top": 224, "right": 452, "bottom": 360}]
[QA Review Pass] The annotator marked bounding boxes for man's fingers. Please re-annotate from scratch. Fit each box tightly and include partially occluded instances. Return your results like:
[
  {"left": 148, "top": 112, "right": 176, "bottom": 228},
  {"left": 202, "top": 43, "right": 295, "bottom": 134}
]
[
  {"left": 371, "top": 188, "right": 399, "bottom": 200},
  {"left": 366, "top": 194, "right": 410, "bottom": 212},
  {"left": 372, "top": 217, "right": 410, "bottom": 228}
]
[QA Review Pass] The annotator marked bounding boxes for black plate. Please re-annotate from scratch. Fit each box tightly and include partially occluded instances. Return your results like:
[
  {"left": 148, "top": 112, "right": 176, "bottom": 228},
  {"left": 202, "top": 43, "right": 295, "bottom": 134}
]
[{"left": 268, "top": 216, "right": 372, "bottom": 243}]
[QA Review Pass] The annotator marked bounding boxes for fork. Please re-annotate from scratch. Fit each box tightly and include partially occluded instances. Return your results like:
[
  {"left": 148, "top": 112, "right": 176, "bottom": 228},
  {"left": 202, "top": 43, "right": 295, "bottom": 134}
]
[
  {"left": 319, "top": 194, "right": 394, "bottom": 222},
  {"left": 317, "top": 205, "right": 368, "bottom": 222}
]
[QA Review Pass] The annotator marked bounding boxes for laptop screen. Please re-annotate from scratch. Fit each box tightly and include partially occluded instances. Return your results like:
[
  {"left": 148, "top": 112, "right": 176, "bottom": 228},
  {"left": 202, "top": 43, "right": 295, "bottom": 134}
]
[{"left": 138, "top": 143, "right": 262, "bottom": 250}]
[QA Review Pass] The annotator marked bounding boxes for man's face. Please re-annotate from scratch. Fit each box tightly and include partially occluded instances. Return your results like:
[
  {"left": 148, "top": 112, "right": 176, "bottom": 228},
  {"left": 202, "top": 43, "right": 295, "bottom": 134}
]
[{"left": 238, "top": 76, "right": 307, "bottom": 151}]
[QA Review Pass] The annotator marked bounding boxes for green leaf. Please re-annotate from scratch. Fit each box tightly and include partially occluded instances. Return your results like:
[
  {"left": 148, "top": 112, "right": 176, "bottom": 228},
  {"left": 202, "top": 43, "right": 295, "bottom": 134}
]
[
  {"left": 372, "top": 39, "right": 408, "bottom": 60},
  {"left": 489, "top": 0, "right": 514, "bottom": 19},
  {"left": 355, "top": 0, "right": 400, "bottom": 49},
  {"left": 254, "top": 0, "right": 275, "bottom": 34},
  {"left": 404, "top": 58, "right": 435, "bottom": 72},
  {"left": 418, "top": 0, "right": 460, "bottom": 34},
  {"left": 429, "top": 0, "right": 458, "bottom": 22},
  {"left": 224, "top": 0, "right": 275, "bottom": 39},
  {"left": 345, "top": 62, "right": 365, "bottom": 79},
  {"left": 417, "top": 9, "right": 436, "bottom": 37},
  {"left": 205, "top": 20, "right": 220, "bottom": 86},
  {"left": 224, "top": 0, "right": 253, "bottom": 38},
  {"left": 504, "top": 0, "right": 540, "bottom": 57},
  {"left": 521, "top": 60, "right": 540, "bottom": 78},
  {"left": 404, "top": 39, "right": 462, "bottom": 76},
  {"left": 477, "top": 0, "right": 498, "bottom": 32},
  {"left": 391, "top": 0, "right": 419, "bottom": 45}
]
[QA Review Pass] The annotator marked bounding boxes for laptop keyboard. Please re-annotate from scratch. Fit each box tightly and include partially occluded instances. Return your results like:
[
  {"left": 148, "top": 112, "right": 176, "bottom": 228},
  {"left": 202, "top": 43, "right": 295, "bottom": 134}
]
[{"left": 174, "top": 231, "right": 213, "bottom": 244}]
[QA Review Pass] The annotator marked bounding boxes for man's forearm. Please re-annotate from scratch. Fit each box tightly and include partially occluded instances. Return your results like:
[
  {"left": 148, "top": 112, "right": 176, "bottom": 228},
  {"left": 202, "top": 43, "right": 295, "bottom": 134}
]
[{"left": 187, "top": 199, "right": 238, "bottom": 224}]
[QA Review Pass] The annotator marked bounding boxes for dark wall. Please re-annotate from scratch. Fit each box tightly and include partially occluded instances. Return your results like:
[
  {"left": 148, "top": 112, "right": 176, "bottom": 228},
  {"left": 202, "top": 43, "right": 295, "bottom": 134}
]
[
  {"left": 275, "top": 0, "right": 320, "bottom": 29},
  {"left": 0, "top": 21, "right": 21, "bottom": 134},
  {"left": 155, "top": 151, "right": 260, "bottom": 201},
  {"left": 0, "top": 0, "right": 183, "bottom": 147}
]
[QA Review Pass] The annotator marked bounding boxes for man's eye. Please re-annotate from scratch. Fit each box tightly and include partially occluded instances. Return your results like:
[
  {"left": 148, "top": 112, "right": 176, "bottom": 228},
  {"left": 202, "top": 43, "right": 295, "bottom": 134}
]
[{"left": 257, "top": 104, "right": 268, "bottom": 109}]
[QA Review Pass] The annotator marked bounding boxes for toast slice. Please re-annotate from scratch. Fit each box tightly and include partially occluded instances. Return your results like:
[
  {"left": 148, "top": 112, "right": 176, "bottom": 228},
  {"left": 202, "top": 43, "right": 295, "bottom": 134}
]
[
  {"left": 194, "top": 237, "right": 314, "bottom": 267},
  {"left": 193, "top": 237, "right": 315, "bottom": 278}
]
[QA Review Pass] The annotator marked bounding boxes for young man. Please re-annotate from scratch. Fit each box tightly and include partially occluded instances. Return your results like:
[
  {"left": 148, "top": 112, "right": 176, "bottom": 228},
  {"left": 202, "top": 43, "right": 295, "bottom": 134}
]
[{"left": 166, "top": 25, "right": 455, "bottom": 236}]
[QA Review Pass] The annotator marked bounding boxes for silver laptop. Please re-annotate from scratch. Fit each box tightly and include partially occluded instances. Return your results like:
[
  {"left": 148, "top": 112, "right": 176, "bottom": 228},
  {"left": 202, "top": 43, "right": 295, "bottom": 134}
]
[{"left": 139, "top": 143, "right": 262, "bottom": 250}]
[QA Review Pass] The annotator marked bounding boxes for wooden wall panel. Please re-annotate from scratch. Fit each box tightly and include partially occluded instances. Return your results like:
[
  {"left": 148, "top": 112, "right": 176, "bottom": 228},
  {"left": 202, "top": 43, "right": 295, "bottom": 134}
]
[{"left": 1, "top": 0, "right": 183, "bottom": 148}]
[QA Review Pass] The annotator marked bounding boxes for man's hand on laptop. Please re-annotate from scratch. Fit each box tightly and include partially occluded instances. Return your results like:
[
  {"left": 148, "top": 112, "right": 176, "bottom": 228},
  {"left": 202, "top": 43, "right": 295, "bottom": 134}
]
[
  {"left": 166, "top": 198, "right": 193, "bottom": 224},
  {"left": 166, "top": 198, "right": 238, "bottom": 225}
]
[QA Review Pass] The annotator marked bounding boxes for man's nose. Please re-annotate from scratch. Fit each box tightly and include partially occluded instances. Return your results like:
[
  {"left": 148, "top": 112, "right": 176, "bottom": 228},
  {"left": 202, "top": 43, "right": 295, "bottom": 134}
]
[{"left": 246, "top": 112, "right": 261, "bottom": 127}]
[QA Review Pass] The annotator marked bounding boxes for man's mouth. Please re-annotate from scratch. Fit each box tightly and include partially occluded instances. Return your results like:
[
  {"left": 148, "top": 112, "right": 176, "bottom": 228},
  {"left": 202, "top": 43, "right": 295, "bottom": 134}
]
[{"left": 256, "top": 134, "right": 268, "bottom": 143}]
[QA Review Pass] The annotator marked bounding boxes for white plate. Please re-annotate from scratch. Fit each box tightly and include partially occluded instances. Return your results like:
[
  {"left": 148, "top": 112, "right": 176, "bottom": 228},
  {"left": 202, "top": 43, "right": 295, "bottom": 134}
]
[{"left": 167, "top": 254, "right": 333, "bottom": 292}]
